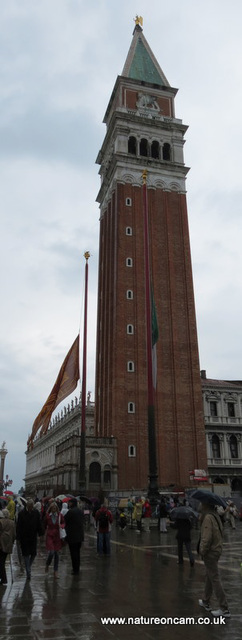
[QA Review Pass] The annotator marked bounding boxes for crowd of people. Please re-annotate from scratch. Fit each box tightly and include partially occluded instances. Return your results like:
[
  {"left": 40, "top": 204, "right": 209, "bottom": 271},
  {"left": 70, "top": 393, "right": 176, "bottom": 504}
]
[
  {"left": 0, "top": 490, "right": 239, "bottom": 618},
  {"left": 0, "top": 495, "right": 85, "bottom": 584},
  {"left": 0, "top": 492, "right": 115, "bottom": 583}
]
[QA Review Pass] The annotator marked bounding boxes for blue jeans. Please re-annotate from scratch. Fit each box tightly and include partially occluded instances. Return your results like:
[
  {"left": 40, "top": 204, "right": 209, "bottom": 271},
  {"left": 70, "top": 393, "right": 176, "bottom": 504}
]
[
  {"left": 177, "top": 539, "right": 194, "bottom": 564},
  {"left": 23, "top": 553, "right": 36, "bottom": 578},
  {"left": 98, "top": 532, "right": 110, "bottom": 555},
  {"left": 46, "top": 550, "right": 59, "bottom": 571}
]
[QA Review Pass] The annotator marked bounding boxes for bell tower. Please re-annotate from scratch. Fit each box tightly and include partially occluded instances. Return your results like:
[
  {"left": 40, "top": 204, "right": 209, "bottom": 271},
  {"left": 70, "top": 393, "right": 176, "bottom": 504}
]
[{"left": 95, "top": 21, "right": 207, "bottom": 490}]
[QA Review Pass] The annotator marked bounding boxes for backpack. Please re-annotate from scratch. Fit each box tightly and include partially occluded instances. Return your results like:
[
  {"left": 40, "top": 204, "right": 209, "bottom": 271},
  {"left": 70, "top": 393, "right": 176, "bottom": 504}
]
[
  {"left": 98, "top": 510, "right": 109, "bottom": 528},
  {"left": 0, "top": 522, "right": 13, "bottom": 553}
]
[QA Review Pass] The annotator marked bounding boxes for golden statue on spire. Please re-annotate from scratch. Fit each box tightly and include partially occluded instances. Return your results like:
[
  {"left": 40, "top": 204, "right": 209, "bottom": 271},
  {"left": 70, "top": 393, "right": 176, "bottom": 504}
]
[{"left": 134, "top": 15, "right": 143, "bottom": 27}]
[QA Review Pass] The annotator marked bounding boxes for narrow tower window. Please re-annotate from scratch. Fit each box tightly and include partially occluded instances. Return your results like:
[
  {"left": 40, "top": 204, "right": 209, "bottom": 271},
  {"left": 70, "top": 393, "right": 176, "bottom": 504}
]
[
  {"left": 126, "top": 226, "right": 132, "bottom": 236},
  {"left": 128, "top": 445, "right": 136, "bottom": 457},
  {"left": 128, "top": 136, "right": 137, "bottom": 155},
  {"left": 151, "top": 140, "right": 160, "bottom": 159},
  {"left": 163, "top": 142, "right": 171, "bottom": 161},
  {"left": 127, "top": 361, "right": 135, "bottom": 372},
  {"left": 126, "top": 290, "right": 133, "bottom": 300},
  {"left": 127, "top": 324, "right": 134, "bottom": 334},
  {"left": 126, "top": 257, "right": 133, "bottom": 267},
  {"left": 126, "top": 197, "right": 132, "bottom": 206},
  {"left": 128, "top": 402, "right": 135, "bottom": 413},
  {"left": 140, "top": 138, "right": 149, "bottom": 157}
]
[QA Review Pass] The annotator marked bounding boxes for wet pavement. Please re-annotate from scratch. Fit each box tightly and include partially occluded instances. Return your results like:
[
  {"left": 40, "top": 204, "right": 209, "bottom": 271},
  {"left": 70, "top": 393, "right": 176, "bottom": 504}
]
[{"left": 0, "top": 520, "right": 242, "bottom": 639}]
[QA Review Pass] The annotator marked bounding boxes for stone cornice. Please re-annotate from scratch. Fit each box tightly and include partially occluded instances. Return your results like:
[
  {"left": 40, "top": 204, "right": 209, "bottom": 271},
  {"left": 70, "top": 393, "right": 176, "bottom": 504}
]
[{"left": 97, "top": 160, "right": 188, "bottom": 208}]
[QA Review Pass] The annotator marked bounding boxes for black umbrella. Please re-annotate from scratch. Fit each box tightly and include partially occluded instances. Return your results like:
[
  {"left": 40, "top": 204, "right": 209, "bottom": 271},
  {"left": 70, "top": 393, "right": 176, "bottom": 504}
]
[
  {"left": 78, "top": 495, "right": 92, "bottom": 505},
  {"left": 190, "top": 489, "right": 227, "bottom": 509},
  {"left": 170, "top": 506, "right": 198, "bottom": 521}
]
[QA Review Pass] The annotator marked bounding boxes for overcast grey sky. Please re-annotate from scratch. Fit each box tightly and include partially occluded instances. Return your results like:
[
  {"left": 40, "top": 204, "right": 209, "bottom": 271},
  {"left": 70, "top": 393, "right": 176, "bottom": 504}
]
[{"left": 1, "top": 0, "right": 242, "bottom": 492}]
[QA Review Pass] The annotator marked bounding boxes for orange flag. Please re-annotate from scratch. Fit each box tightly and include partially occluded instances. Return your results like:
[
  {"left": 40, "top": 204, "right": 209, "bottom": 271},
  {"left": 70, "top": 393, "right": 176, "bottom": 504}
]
[{"left": 27, "top": 335, "right": 80, "bottom": 448}]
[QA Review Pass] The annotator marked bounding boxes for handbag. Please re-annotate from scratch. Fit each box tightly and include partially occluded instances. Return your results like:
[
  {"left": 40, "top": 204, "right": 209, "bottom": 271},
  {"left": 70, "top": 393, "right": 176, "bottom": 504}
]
[{"left": 59, "top": 515, "right": 67, "bottom": 540}]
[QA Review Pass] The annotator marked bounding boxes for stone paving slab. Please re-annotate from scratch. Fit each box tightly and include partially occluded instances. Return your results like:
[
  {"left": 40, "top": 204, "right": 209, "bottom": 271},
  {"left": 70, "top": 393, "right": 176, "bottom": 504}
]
[{"left": 0, "top": 522, "right": 241, "bottom": 639}]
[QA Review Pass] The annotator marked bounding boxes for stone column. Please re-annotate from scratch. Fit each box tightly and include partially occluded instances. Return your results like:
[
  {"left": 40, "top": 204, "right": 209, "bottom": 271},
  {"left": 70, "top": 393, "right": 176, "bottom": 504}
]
[{"left": 0, "top": 442, "right": 8, "bottom": 484}]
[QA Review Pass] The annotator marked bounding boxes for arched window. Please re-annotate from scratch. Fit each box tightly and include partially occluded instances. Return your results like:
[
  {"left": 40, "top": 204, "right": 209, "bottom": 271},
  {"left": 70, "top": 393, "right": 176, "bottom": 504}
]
[
  {"left": 126, "top": 290, "right": 133, "bottom": 300},
  {"left": 151, "top": 140, "right": 160, "bottom": 159},
  {"left": 89, "top": 461, "right": 101, "bottom": 483},
  {"left": 126, "top": 197, "right": 132, "bottom": 206},
  {"left": 128, "top": 136, "right": 137, "bottom": 155},
  {"left": 128, "top": 402, "right": 135, "bottom": 413},
  {"left": 140, "top": 138, "right": 149, "bottom": 157},
  {"left": 127, "top": 361, "right": 135, "bottom": 372},
  {"left": 127, "top": 324, "right": 134, "bottom": 334},
  {"left": 163, "top": 143, "right": 171, "bottom": 161},
  {"left": 230, "top": 435, "right": 238, "bottom": 459},
  {"left": 128, "top": 445, "right": 136, "bottom": 457},
  {"left": 126, "top": 226, "right": 132, "bottom": 236},
  {"left": 126, "top": 257, "right": 133, "bottom": 267},
  {"left": 103, "top": 468, "right": 111, "bottom": 486},
  {"left": 211, "top": 435, "right": 221, "bottom": 459}
]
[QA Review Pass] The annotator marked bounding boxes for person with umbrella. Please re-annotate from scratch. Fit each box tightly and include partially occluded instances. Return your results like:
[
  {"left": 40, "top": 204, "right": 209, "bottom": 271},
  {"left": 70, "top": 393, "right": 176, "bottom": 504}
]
[
  {"left": 192, "top": 489, "right": 231, "bottom": 618},
  {"left": 170, "top": 502, "right": 195, "bottom": 566}
]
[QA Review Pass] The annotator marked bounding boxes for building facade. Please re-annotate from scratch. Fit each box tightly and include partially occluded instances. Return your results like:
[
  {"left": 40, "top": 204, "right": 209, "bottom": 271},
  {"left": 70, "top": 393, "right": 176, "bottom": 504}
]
[
  {"left": 94, "top": 22, "right": 207, "bottom": 490},
  {"left": 25, "top": 396, "right": 118, "bottom": 497},
  {"left": 24, "top": 374, "right": 242, "bottom": 496},
  {"left": 202, "top": 371, "right": 242, "bottom": 491}
]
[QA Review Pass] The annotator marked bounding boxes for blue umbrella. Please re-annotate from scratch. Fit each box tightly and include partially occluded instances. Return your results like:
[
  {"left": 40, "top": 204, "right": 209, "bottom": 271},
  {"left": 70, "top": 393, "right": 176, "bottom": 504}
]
[{"left": 190, "top": 489, "right": 227, "bottom": 509}]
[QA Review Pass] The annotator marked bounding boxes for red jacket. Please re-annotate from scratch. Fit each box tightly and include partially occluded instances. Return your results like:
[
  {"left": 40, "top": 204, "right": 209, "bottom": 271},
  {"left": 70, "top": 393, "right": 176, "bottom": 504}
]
[
  {"left": 143, "top": 501, "right": 152, "bottom": 518},
  {"left": 45, "top": 513, "right": 65, "bottom": 551},
  {"left": 95, "top": 507, "right": 113, "bottom": 533}
]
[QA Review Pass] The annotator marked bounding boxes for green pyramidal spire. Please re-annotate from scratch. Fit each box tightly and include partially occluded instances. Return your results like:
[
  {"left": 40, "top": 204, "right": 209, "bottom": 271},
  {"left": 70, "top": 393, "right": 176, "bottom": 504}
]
[{"left": 122, "top": 24, "right": 170, "bottom": 87}]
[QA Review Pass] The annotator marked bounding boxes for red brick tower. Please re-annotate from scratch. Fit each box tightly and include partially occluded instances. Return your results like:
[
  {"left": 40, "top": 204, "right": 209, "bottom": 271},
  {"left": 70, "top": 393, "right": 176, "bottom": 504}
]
[{"left": 95, "top": 21, "right": 207, "bottom": 490}]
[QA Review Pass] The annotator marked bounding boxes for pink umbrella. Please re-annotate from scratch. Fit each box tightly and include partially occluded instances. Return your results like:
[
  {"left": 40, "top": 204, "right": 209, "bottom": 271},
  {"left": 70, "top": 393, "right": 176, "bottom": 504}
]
[{"left": 3, "top": 490, "right": 14, "bottom": 496}]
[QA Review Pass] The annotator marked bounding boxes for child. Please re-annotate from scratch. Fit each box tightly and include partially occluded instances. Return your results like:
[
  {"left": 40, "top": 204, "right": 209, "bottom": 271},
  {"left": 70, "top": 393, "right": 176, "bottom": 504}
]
[{"left": 118, "top": 510, "right": 127, "bottom": 530}]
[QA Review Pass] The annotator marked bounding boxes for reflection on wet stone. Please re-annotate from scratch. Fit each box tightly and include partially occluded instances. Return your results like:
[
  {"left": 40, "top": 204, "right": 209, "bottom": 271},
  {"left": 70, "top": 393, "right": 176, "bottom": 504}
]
[{"left": 0, "top": 525, "right": 242, "bottom": 638}]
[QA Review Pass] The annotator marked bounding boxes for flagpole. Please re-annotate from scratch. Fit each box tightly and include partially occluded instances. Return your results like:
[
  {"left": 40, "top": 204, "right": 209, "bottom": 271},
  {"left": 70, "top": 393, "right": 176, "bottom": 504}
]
[
  {"left": 142, "top": 170, "right": 159, "bottom": 500},
  {"left": 79, "top": 251, "right": 90, "bottom": 493}
]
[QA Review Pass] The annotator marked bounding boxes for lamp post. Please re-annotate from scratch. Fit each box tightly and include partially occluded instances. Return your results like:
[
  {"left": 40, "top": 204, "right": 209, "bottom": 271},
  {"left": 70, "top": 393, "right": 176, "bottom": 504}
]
[
  {"left": 142, "top": 172, "right": 159, "bottom": 503},
  {"left": 1, "top": 475, "right": 13, "bottom": 493},
  {"left": 79, "top": 252, "right": 90, "bottom": 493}
]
